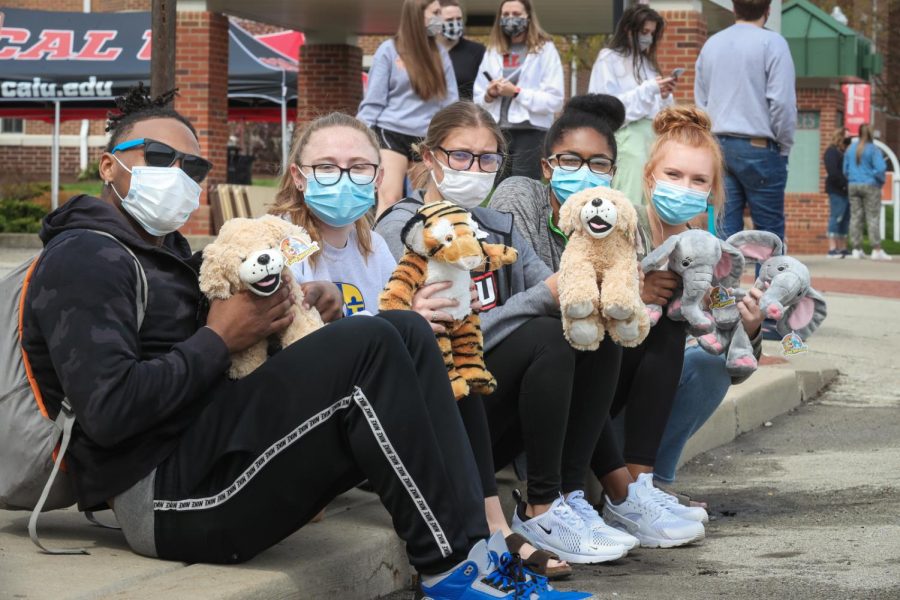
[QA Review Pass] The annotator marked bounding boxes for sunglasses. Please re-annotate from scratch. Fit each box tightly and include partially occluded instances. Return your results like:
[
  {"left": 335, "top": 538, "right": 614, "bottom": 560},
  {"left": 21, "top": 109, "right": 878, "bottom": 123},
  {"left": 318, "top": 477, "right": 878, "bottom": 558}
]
[{"left": 110, "top": 138, "right": 213, "bottom": 183}]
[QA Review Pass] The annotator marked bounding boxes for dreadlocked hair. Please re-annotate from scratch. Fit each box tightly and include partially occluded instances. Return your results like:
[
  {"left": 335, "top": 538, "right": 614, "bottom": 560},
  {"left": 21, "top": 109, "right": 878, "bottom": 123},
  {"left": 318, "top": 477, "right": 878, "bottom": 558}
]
[{"left": 105, "top": 83, "right": 197, "bottom": 151}]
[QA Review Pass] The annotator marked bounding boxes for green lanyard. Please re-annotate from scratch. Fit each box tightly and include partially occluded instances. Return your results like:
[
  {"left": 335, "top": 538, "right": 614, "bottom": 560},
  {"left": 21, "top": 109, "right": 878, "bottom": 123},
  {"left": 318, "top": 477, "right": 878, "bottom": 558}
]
[{"left": 548, "top": 213, "right": 568, "bottom": 244}]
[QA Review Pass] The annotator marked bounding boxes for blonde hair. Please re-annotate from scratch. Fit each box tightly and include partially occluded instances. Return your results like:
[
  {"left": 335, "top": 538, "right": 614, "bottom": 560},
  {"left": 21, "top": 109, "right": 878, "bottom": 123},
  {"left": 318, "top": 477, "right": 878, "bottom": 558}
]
[
  {"left": 643, "top": 105, "right": 725, "bottom": 235},
  {"left": 830, "top": 128, "right": 846, "bottom": 149},
  {"left": 410, "top": 101, "right": 507, "bottom": 190},
  {"left": 856, "top": 123, "right": 873, "bottom": 165},
  {"left": 487, "top": 0, "right": 553, "bottom": 54},
  {"left": 271, "top": 113, "right": 378, "bottom": 267},
  {"left": 396, "top": 0, "right": 448, "bottom": 101}
]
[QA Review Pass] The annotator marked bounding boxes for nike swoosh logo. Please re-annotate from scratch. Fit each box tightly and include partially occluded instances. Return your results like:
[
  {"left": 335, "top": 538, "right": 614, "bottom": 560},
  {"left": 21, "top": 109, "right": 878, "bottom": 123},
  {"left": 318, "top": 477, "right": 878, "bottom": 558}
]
[{"left": 537, "top": 524, "right": 552, "bottom": 535}]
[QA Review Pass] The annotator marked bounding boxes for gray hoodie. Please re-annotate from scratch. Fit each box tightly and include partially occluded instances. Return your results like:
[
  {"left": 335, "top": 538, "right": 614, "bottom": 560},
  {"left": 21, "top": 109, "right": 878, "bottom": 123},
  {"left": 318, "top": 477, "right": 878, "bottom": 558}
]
[{"left": 375, "top": 197, "right": 557, "bottom": 352}]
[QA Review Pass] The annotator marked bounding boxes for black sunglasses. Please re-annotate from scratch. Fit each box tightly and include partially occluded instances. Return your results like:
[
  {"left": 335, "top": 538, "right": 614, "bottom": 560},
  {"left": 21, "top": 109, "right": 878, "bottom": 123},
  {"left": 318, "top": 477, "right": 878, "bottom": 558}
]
[{"left": 111, "top": 138, "right": 214, "bottom": 183}]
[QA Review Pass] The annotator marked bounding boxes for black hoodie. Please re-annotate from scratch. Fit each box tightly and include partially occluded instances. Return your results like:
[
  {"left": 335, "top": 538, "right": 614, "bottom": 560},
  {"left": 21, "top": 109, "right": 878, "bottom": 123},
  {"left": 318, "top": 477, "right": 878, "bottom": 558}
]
[{"left": 22, "top": 195, "right": 230, "bottom": 510}]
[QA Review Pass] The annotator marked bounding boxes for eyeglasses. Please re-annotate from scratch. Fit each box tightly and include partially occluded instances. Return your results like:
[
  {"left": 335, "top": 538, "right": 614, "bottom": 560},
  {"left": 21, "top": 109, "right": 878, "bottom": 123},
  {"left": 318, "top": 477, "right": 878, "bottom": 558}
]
[
  {"left": 110, "top": 138, "right": 213, "bottom": 183},
  {"left": 435, "top": 147, "right": 505, "bottom": 173},
  {"left": 300, "top": 163, "right": 380, "bottom": 186},
  {"left": 548, "top": 153, "right": 616, "bottom": 175}
]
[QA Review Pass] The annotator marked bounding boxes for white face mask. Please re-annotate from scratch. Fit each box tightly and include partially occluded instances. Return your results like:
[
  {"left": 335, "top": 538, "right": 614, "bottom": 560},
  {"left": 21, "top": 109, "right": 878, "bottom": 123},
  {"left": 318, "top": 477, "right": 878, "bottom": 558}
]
[
  {"left": 431, "top": 158, "right": 497, "bottom": 209},
  {"left": 110, "top": 154, "right": 201, "bottom": 236}
]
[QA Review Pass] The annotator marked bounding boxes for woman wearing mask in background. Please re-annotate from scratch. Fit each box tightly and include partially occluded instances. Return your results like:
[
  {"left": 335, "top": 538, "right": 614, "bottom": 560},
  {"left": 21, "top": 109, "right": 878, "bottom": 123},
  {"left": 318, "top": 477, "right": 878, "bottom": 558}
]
[
  {"left": 824, "top": 129, "right": 851, "bottom": 259},
  {"left": 377, "top": 101, "right": 633, "bottom": 575},
  {"left": 475, "top": 0, "right": 564, "bottom": 182},
  {"left": 357, "top": 0, "right": 458, "bottom": 216},
  {"left": 588, "top": 5, "right": 674, "bottom": 208},
  {"left": 843, "top": 124, "right": 892, "bottom": 261},
  {"left": 437, "top": 0, "right": 486, "bottom": 101}
]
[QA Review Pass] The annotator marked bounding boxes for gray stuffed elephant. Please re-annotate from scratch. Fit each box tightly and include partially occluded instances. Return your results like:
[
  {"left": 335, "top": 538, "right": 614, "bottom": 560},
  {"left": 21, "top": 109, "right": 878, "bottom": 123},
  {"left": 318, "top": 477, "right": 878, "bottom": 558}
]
[
  {"left": 698, "top": 230, "right": 828, "bottom": 377},
  {"left": 641, "top": 229, "right": 745, "bottom": 336}
]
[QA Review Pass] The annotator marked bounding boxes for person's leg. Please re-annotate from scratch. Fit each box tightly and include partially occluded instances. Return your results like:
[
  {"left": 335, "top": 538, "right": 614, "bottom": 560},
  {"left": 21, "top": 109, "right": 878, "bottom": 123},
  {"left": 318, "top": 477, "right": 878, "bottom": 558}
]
[
  {"left": 837, "top": 193, "right": 851, "bottom": 252},
  {"left": 718, "top": 137, "right": 750, "bottom": 240},
  {"left": 509, "top": 128, "right": 547, "bottom": 181},
  {"left": 152, "top": 316, "right": 486, "bottom": 574},
  {"left": 863, "top": 184, "right": 884, "bottom": 250},
  {"left": 654, "top": 346, "right": 732, "bottom": 484},
  {"left": 743, "top": 146, "right": 788, "bottom": 241},
  {"left": 848, "top": 185, "right": 865, "bottom": 252},
  {"left": 377, "top": 149, "right": 410, "bottom": 216},
  {"left": 827, "top": 192, "right": 842, "bottom": 254}
]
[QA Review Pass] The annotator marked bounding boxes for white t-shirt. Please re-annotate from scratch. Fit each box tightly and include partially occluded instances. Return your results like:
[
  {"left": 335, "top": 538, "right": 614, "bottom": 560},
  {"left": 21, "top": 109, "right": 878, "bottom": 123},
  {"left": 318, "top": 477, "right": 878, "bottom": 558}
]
[{"left": 290, "top": 228, "right": 397, "bottom": 316}]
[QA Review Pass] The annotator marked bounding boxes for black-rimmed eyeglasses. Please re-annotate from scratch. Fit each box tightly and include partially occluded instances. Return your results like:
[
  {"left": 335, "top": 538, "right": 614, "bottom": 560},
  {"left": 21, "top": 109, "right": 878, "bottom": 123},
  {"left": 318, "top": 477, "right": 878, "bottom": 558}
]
[
  {"left": 300, "top": 163, "right": 380, "bottom": 185},
  {"left": 548, "top": 153, "right": 616, "bottom": 175},
  {"left": 435, "top": 147, "right": 505, "bottom": 173}
]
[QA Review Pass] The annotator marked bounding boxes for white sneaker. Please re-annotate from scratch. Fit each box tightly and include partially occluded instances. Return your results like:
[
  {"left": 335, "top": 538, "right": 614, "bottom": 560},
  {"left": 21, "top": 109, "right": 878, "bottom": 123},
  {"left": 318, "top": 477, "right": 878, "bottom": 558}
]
[
  {"left": 871, "top": 249, "right": 893, "bottom": 261},
  {"left": 850, "top": 249, "right": 865, "bottom": 259},
  {"left": 644, "top": 482, "right": 709, "bottom": 524},
  {"left": 511, "top": 495, "right": 628, "bottom": 564},
  {"left": 564, "top": 490, "right": 639, "bottom": 550},
  {"left": 602, "top": 473, "right": 705, "bottom": 548}
]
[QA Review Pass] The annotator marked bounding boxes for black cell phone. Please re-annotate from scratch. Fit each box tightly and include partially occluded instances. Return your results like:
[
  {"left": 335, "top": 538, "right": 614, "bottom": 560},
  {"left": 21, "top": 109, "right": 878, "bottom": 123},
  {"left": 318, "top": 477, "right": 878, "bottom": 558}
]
[
  {"left": 671, "top": 68, "right": 685, "bottom": 80},
  {"left": 482, "top": 71, "right": 495, "bottom": 82}
]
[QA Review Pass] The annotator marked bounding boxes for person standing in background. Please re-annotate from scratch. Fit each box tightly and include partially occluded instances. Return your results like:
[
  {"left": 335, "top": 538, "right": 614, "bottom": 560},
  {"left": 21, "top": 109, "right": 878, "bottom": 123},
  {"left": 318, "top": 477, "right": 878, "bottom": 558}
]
[
  {"left": 695, "top": 0, "right": 796, "bottom": 241},
  {"left": 588, "top": 5, "right": 675, "bottom": 207},
  {"left": 844, "top": 124, "right": 892, "bottom": 261},
  {"left": 437, "top": 0, "right": 486, "bottom": 101},
  {"left": 475, "top": 0, "right": 564, "bottom": 182},
  {"left": 357, "top": 0, "right": 458, "bottom": 216},
  {"left": 824, "top": 129, "right": 851, "bottom": 258}
]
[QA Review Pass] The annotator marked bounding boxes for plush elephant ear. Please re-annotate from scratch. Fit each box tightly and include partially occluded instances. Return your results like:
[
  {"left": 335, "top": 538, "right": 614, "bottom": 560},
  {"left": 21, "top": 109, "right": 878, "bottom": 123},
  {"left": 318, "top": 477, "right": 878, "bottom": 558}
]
[
  {"left": 715, "top": 240, "right": 746, "bottom": 287},
  {"left": 640, "top": 235, "right": 679, "bottom": 272},
  {"left": 776, "top": 287, "right": 827, "bottom": 339},
  {"left": 726, "top": 230, "right": 784, "bottom": 263}
]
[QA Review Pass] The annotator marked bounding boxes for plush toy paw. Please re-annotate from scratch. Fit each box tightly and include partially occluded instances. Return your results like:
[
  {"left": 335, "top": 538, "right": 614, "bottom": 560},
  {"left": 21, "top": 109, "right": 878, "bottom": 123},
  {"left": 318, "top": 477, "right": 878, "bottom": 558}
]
[
  {"left": 613, "top": 317, "right": 640, "bottom": 342},
  {"left": 567, "top": 318, "right": 601, "bottom": 349},
  {"left": 468, "top": 378, "right": 497, "bottom": 396},
  {"left": 646, "top": 304, "right": 663, "bottom": 326},
  {"left": 698, "top": 332, "right": 725, "bottom": 354},
  {"left": 603, "top": 302, "right": 634, "bottom": 321},
  {"left": 668, "top": 297, "right": 684, "bottom": 320},
  {"left": 450, "top": 377, "right": 470, "bottom": 400},
  {"left": 726, "top": 353, "right": 758, "bottom": 378},
  {"left": 565, "top": 300, "right": 595, "bottom": 320}
]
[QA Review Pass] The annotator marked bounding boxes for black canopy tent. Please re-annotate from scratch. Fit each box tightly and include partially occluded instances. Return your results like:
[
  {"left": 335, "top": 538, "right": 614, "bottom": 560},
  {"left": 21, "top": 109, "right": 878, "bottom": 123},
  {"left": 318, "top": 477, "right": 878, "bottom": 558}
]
[{"left": 0, "top": 8, "right": 298, "bottom": 206}]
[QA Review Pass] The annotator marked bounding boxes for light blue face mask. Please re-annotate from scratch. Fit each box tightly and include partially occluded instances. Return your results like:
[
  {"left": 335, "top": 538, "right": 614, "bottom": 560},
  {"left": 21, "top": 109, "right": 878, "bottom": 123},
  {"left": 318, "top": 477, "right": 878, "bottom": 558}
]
[
  {"left": 651, "top": 178, "right": 712, "bottom": 227},
  {"left": 303, "top": 172, "right": 375, "bottom": 227},
  {"left": 550, "top": 166, "right": 612, "bottom": 204}
]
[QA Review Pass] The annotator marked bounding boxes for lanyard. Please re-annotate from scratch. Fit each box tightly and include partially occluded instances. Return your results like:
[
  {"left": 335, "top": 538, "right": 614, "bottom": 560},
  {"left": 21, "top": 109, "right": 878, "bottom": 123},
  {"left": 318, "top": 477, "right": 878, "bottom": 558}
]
[{"left": 548, "top": 212, "right": 568, "bottom": 244}]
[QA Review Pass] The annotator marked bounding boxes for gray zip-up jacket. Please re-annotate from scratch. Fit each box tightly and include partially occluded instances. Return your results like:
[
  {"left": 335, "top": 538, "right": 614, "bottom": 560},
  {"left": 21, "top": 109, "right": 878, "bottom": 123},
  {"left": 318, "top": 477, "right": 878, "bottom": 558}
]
[{"left": 374, "top": 197, "right": 557, "bottom": 352}]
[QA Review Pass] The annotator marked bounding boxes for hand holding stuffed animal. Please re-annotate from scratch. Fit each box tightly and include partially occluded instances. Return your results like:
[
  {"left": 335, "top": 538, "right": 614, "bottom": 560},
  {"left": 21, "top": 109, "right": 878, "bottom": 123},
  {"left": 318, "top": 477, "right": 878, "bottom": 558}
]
[
  {"left": 379, "top": 201, "right": 517, "bottom": 399},
  {"left": 557, "top": 186, "right": 649, "bottom": 350},
  {"left": 200, "top": 215, "right": 324, "bottom": 379},
  {"left": 640, "top": 229, "right": 745, "bottom": 337}
]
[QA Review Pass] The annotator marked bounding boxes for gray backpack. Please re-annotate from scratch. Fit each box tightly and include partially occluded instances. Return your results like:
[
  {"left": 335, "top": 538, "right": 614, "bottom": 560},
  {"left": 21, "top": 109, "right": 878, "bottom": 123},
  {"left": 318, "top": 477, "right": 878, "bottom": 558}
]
[{"left": 0, "top": 230, "right": 147, "bottom": 554}]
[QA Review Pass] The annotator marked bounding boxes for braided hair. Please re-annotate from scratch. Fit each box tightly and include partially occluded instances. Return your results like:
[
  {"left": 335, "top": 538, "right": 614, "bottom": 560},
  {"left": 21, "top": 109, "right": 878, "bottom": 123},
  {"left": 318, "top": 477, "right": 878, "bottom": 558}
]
[{"left": 104, "top": 83, "right": 197, "bottom": 152}]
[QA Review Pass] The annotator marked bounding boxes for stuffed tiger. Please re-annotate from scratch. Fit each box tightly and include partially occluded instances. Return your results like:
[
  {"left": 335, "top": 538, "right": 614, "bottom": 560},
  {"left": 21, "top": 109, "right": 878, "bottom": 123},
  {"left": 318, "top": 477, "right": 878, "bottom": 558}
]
[{"left": 379, "top": 201, "right": 518, "bottom": 399}]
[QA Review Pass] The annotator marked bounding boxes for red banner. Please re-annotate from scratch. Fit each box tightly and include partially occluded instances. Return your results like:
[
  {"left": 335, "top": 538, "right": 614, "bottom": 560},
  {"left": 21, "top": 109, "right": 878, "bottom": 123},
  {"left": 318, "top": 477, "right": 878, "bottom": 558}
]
[{"left": 842, "top": 83, "right": 871, "bottom": 135}]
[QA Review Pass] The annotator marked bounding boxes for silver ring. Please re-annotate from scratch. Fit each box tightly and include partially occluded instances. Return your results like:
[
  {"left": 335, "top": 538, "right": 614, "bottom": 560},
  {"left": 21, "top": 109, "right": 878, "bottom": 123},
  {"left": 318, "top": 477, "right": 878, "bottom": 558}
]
[{"left": 430, "top": 312, "right": 437, "bottom": 322}]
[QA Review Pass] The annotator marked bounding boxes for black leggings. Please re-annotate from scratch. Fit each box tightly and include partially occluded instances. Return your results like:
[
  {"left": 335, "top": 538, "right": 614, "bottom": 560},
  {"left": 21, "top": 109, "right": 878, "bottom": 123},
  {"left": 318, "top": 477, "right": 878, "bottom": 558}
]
[
  {"left": 152, "top": 311, "right": 488, "bottom": 574},
  {"left": 483, "top": 316, "right": 622, "bottom": 504},
  {"left": 591, "top": 314, "right": 686, "bottom": 478},
  {"left": 500, "top": 127, "right": 546, "bottom": 182}
]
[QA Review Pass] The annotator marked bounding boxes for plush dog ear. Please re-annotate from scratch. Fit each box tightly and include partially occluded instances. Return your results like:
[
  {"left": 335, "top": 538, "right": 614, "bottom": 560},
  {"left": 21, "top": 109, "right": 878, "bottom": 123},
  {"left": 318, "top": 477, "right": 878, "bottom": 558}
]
[
  {"left": 715, "top": 239, "right": 746, "bottom": 287},
  {"left": 726, "top": 230, "right": 784, "bottom": 263},
  {"left": 400, "top": 213, "right": 428, "bottom": 256},
  {"left": 640, "top": 234, "right": 679, "bottom": 272},
  {"left": 199, "top": 241, "right": 244, "bottom": 299},
  {"left": 557, "top": 193, "right": 584, "bottom": 236},
  {"left": 776, "top": 287, "right": 827, "bottom": 340}
]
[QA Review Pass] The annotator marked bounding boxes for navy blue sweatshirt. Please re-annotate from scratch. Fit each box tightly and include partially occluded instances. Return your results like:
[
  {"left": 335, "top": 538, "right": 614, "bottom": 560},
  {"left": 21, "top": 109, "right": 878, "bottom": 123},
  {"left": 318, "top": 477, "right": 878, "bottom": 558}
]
[
  {"left": 22, "top": 195, "right": 230, "bottom": 509},
  {"left": 824, "top": 145, "right": 848, "bottom": 195}
]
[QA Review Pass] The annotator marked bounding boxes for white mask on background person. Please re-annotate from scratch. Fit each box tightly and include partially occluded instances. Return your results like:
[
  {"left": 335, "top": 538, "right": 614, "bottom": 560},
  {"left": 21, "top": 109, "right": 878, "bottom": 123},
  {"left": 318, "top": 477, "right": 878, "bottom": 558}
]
[
  {"left": 109, "top": 154, "right": 201, "bottom": 236},
  {"left": 426, "top": 16, "right": 444, "bottom": 37},
  {"left": 431, "top": 160, "right": 497, "bottom": 210},
  {"left": 638, "top": 33, "right": 653, "bottom": 52}
]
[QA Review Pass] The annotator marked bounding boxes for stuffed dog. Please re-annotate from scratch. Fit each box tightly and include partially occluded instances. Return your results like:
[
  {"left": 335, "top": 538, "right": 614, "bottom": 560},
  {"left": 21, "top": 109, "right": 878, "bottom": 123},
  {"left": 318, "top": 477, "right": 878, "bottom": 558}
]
[
  {"left": 698, "top": 231, "right": 827, "bottom": 376},
  {"left": 200, "top": 215, "right": 324, "bottom": 378},
  {"left": 557, "top": 186, "right": 649, "bottom": 350},
  {"left": 379, "top": 201, "right": 517, "bottom": 399}
]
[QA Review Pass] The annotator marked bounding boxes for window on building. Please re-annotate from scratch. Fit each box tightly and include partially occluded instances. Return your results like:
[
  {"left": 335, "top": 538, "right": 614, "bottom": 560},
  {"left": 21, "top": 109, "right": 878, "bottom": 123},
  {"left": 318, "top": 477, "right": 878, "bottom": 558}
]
[
  {"left": 0, "top": 118, "right": 24, "bottom": 134},
  {"left": 785, "top": 111, "right": 821, "bottom": 194}
]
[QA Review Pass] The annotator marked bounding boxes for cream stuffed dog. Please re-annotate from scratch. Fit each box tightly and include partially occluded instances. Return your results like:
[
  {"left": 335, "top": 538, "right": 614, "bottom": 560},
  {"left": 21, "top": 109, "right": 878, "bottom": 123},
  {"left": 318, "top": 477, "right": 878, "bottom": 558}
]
[
  {"left": 558, "top": 186, "right": 649, "bottom": 350},
  {"left": 199, "top": 215, "right": 324, "bottom": 378}
]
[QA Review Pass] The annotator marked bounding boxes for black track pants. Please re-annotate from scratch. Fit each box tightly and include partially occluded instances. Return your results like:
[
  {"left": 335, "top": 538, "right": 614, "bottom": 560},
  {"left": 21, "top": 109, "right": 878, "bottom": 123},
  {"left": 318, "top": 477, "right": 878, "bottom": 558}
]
[
  {"left": 152, "top": 311, "right": 489, "bottom": 574},
  {"left": 591, "top": 314, "right": 686, "bottom": 477},
  {"left": 483, "top": 317, "right": 622, "bottom": 504}
]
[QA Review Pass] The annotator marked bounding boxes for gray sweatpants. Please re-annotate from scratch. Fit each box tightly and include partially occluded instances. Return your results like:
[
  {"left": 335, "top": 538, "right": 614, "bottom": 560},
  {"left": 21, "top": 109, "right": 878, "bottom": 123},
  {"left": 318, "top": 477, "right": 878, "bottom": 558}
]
[{"left": 848, "top": 183, "right": 882, "bottom": 249}]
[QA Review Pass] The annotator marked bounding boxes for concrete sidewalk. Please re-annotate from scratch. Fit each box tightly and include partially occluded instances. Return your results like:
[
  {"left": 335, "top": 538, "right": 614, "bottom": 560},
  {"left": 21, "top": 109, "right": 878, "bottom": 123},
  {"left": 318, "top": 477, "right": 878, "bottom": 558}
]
[{"left": 1, "top": 240, "right": 894, "bottom": 600}]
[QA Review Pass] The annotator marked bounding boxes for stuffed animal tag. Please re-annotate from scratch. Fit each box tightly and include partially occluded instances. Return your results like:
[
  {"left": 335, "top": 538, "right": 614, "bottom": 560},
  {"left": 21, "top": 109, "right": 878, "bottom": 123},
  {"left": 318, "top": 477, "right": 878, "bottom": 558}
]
[
  {"left": 281, "top": 237, "right": 319, "bottom": 267},
  {"left": 781, "top": 331, "right": 809, "bottom": 356},
  {"left": 710, "top": 286, "right": 736, "bottom": 310}
]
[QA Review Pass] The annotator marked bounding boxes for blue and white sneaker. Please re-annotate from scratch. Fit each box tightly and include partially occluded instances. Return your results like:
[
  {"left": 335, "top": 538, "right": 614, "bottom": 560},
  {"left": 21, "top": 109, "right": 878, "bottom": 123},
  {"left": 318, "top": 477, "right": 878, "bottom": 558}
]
[{"left": 418, "top": 531, "right": 594, "bottom": 599}]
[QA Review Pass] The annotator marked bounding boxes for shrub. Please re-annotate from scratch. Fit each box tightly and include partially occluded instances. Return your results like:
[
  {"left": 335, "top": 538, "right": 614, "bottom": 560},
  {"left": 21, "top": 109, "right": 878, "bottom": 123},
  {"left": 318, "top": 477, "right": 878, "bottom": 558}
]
[
  {"left": 77, "top": 161, "right": 101, "bottom": 181},
  {"left": 0, "top": 181, "right": 51, "bottom": 203},
  {"left": 0, "top": 199, "right": 45, "bottom": 233}
]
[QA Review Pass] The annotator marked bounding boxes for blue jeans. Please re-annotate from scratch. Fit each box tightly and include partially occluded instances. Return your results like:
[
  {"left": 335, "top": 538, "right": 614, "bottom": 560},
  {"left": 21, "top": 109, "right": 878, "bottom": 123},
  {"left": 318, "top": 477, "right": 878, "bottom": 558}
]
[
  {"left": 718, "top": 136, "right": 789, "bottom": 241},
  {"left": 653, "top": 346, "right": 732, "bottom": 483},
  {"left": 827, "top": 192, "right": 850, "bottom": 237}
]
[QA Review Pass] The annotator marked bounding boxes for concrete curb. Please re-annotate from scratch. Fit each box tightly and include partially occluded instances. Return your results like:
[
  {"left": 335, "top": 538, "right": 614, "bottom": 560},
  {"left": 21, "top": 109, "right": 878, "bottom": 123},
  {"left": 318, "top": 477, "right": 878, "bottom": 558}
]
[
  {"left": 0, "top": 233, "right": 216, "bottom": 250},
  {"left": 0, "top": 357, "right": 838, "bottom": 600}
]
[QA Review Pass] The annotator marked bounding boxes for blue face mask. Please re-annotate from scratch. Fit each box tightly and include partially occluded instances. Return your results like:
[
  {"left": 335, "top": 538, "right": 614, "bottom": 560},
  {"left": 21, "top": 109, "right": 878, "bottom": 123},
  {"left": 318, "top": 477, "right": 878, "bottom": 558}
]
[
  {"left": 550, "top": 166, "right": 612, "bottom": 204},
  {"left": 303, "top": 172, "right": 375, "bottom": 227},
  {"left": 651, "top": 178, "right": 710, "bottom": 226}
]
